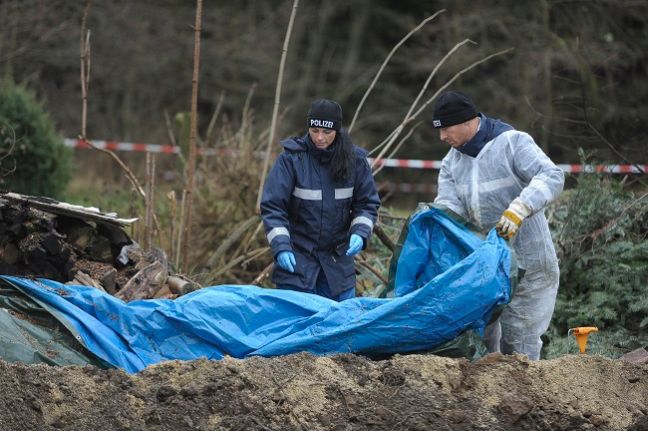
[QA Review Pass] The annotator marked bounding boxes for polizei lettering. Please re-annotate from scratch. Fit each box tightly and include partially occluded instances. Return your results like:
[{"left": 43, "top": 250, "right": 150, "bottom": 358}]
[{"left": 309, "top": 119, "right": 334, "bottom": 129}]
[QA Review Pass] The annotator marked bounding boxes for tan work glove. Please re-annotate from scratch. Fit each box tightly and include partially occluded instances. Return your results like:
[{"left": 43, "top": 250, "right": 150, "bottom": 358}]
[{"left": 496, "top": 198, "right": 532, "bottom": 239}]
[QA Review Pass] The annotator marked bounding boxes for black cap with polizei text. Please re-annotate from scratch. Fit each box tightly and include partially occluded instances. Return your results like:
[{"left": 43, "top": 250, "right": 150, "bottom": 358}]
[{"left": 307, "top": 99, "right": 342, "bottom": 131}]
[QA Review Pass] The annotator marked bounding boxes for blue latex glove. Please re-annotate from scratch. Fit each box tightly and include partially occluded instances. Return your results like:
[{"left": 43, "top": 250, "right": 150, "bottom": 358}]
[
  {"left": 346, "top": 234, "right": 364, "bottom": 256},
  {"left": 276, "top": 251, "right": 296, "bottom": 273}
]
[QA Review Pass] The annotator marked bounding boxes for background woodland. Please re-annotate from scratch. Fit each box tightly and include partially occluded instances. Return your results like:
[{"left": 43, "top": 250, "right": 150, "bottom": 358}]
[{"left": 1, "top": 0, "right": 646, "bottom": 165}]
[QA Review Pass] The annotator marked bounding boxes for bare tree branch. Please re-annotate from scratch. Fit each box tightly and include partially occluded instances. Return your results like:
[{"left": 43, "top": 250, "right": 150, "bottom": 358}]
[
  {"left": 371, "top": 47, "right": 514, "bottom": 173},
  {"left": 349, "top": 10, "right": 445, "bottom": 132},
  {"left": 371, "top": 39, "right": 476, "bottom": 168},
  {"left": 256, "top": 0, "right": 299, "bottom": 211},
  {"left": 411, "top": 48, "right": 514, "bottom": 121},
  {"left": 372, "top": 39, "right": 500, "bottom": 172},
  {"left": 372, "top": 122, "right": 421, "bottom": 176}
]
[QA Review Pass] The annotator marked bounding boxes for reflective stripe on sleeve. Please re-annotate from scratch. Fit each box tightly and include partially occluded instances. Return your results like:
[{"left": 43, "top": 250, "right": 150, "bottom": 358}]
[
  {"left": 267, "top": 227, "right": 290, "bottom": 243},
  {"left": 335, "top": 187, "right": 354, "bottom": 199},
  {"left": 293, "top": 187, "right": 322, "bottom": 200},
  {"left": 351, "top": 216, "right": 374, "bottom": 230}
]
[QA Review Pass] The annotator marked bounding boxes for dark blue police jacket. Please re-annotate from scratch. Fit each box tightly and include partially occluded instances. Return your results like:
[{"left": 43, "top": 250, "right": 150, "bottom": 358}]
[{"left": 260, "top": 133, "right": 380, "bottom": 296}]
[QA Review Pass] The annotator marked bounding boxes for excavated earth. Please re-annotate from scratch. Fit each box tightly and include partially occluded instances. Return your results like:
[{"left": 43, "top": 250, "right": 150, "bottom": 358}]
[{"left": 1, "top": 352, "right": 647, "bottom": 431}]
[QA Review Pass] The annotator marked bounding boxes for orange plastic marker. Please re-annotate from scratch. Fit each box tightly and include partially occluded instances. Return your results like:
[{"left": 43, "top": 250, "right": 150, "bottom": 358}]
[{"left": 568, "top": 327, "right": 599, "bottom": 354}]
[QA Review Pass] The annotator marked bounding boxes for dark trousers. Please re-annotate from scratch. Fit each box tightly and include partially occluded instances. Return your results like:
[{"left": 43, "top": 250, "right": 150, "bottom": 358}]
[{"left": 276, "top": 269, "right": 355, "bottom": 301}]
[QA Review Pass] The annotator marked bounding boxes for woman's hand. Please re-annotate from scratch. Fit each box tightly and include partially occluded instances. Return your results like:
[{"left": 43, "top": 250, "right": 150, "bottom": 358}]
[
  {"left": 276, "top": 251, "right": 296, "bottom": 272},
  {"left": 346, "top": 234, "right": 364, "bottom": 256}
]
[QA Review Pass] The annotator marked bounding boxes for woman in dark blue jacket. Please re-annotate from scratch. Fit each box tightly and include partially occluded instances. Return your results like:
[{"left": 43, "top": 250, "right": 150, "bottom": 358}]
[{"left": 260, "top": 99, "right": 380, "bottom": 300}]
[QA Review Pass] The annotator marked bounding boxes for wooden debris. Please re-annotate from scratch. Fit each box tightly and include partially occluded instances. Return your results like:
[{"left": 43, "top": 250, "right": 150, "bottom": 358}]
[
  {"left": 69, "top": 270, "right": 106, "bottom": 292},
  {"left": 73, "top": 260, "right": 118, "bottom": 294},
  {"left": 153, "top": 284, "right": 177, "bottom": 299},
  {"left": 167, "top": 275, "right": 200, "bottom": 295},
  {"left": 0, "top": 194, "right": 200, "bottom": 301},
  {"left": 373, "top": 223, "right": 395, "bottom": 253},
  {"left": 0, "top": 192, "right": 138, "bottom": 226},
  {"left": 251, "top": 262, "right": 273, "bottom": 286},
  {"left": 116, "top": 261, "right": 168, "bottom": 301}
]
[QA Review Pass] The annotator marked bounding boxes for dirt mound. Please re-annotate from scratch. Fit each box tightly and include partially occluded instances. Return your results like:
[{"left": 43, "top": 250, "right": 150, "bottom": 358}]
[{"left": 1, "top": 353, "right": 646, "bottom": 431}]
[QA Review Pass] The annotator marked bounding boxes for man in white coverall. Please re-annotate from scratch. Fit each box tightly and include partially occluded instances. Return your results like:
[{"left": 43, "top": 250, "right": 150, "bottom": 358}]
[{"left": 432, "top": 91, "right": 565, "bottom": 360}]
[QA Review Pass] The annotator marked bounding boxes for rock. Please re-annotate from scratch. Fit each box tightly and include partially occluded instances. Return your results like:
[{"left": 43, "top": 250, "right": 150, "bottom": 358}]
[
  {"left": 498, "top": 393, "right": 533, "bottom": 423},
  {"left": 0, "top": 243, "right": 20, "bottom": 265},
  {"left": 589, "top": 414, "right": 605, "bottom": 427},
  {"left": 620, "top": 348, "right": 648, "bottom": 365},
  {"left": 156, "top": 385, "right": 177, "bottom": 402},
  {"left": 447, "top": 409, "right": 467, "bottom": 423},
  {"left": 628, "top": 415, "right": 648, "bottom": 431}
]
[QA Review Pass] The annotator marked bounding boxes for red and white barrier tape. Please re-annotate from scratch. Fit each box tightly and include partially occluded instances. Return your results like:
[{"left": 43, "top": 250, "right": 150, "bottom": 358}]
[
  {"left": 377, "top": 182, "right": 437, "bottom": 193},
  {"left": 65, "top": 138, "right": 647, "bottom": 174},
  {"left": 369, "top": 158, "right": 443, "bottom": 170},
  {"left": 554, "top": 164, "right": 647, "bottom": 174}
]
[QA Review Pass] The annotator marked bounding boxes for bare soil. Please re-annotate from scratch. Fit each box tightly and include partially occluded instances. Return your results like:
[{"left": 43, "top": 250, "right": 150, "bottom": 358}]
[{"left": 1, "top": 352, "right": 647, "bottom": 431}]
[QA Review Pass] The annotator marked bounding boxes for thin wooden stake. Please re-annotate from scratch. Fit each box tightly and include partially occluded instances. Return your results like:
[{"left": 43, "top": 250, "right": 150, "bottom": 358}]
[
  {"left": 256, "top": 0, "right": 299, "bottom": 211},
  {"left": 181, "top": 0, "right": 204, "bottom": 273},
  {"left": 167, "top": 190, "right": 177, "bottom": 264},
  {"left": 175, "top": 189, "right": 187, "bottom": 271},
  {"left": 79, "top": 0, "right": 93, "bottom": 139},
  {"left": 144, "top": 152, "right": 156, "bottom": 252}
]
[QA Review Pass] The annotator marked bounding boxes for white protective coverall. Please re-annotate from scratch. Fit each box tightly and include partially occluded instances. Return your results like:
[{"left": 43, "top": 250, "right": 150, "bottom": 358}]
[{"left": 434, "top": 127, "right": 564, "bottom": 360}]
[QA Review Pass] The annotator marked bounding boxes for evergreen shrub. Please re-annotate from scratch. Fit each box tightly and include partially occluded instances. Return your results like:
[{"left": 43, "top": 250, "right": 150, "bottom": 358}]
[
  {"left": 0, "top": 81, "right": 72, "bottom": 198},
  {"left": 544, "top": 168, "right": 648, "bottom": 358}
]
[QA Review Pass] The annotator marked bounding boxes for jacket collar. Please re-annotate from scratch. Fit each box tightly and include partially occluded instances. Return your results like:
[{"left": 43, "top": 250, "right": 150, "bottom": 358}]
[
  {"left": 456, "top": 114, "right": 514, "bottom": 157},
  {"left": 305, "top": 134, "right": 336, "bottom": 163}
]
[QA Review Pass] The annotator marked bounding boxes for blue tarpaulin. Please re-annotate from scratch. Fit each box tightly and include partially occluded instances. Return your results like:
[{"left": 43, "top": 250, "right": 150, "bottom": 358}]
[{"left": 0, "top": 207, "right": 511, "bottom": 373}]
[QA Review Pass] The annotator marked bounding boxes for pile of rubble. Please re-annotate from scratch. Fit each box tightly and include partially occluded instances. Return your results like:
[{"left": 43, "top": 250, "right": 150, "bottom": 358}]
[{"left": 0, "top": 192, "right": 197, "bottom": 300}]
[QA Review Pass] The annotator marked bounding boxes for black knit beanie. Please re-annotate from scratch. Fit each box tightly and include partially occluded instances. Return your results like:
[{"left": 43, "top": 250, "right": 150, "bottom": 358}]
[
  {"left": 307, "top": 99, "right": 342, "bottom": 131},
  {"left": 432, "top": 91, "right": 478, "bottom": 128}
]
